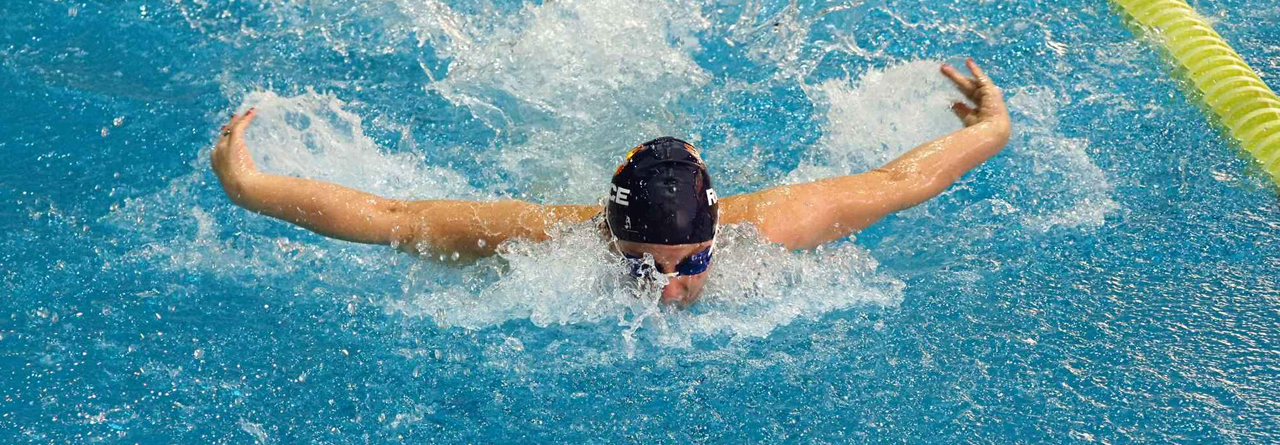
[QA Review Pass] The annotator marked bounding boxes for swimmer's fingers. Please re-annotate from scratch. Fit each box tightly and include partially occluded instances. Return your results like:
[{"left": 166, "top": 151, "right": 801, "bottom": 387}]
[
  {"left": 941, "top": 63, "right": 977, "bottom": 96},
  {"left": 954, "top": 59, "right": 1008, "bottom": 124},
  {"left": 216, "top": 111, "right": 244, "bottom": 145},
  {"left": 950, "top": 101, "right": 981, "bottom": 126},
  {"left": 212, "top": 109, "right": 259, "bottom": 176},
  {"left": 211, "top": 119, "right": 233, "bottom": 175},
  {"left": 229, "top": 108, "right": 257, "bottom": 136},
  {"left": 216, "top": 109, "right": 257, "bottom": 142},
  {"left": 965, "top": 58, "right": 993, "bottom": 86},
  {"left": 216, "top": 116, "right": 235, "bottom": 145},
  {"left": 942, "top": 59, "right": 1008, "bottom": 128},
  {"left": 972, "top": 80, "right": 1008, "bottom": 123},
  {"left": 964, "top": 59, "right": 1003, "bottom": 104}
]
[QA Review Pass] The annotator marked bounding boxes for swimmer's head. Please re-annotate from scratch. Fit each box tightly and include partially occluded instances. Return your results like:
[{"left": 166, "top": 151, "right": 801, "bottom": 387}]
[
  {"left": 605, "top": 137, "right": 719, "bottom": 305},
  {"left": 605, "top": 137, "right": 719, "bottom": 245}
]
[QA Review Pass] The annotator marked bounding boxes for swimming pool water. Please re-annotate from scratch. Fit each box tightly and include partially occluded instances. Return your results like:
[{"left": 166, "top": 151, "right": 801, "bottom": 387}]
[{"left": 3, "top": 0, "right": 1280, "bottom": 442}]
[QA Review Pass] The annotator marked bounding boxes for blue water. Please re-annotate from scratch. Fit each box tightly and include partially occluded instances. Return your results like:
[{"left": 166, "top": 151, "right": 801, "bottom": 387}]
[{"left": 4, "top": 0, "right": 1280, "bottom": 442}]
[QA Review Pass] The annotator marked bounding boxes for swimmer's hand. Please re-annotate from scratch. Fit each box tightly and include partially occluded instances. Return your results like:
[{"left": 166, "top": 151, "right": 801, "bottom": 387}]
[
  {"left": 210, "top": 108, "right": 261, "bottom": 197},
  {"left": 941, "top": 58, "right": 1011, "bottom": 133}
]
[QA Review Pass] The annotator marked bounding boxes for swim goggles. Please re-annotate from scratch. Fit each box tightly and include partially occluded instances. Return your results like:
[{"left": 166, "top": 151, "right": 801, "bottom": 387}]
[{"left": 621, "top": 244, "right": 714, "bottom": 278}]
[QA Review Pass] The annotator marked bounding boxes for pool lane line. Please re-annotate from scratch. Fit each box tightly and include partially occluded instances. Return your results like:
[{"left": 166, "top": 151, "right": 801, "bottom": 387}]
[{"left": 1111, "top": 0, "right": 1280, "bottom": 187}]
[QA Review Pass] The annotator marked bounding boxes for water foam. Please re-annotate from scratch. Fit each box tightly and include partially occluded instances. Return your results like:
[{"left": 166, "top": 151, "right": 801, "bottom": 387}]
[
  {"left": 103, "top": 90, "right": 478, "bottom": 288},
  {"left": 389, "top": 221, "right": 902, "bottom": 352},
  {"left": 797, "top": 60, "right": 962, "bottom": 180},
  {"left": 1005, "top": 85, "right": 1119, "bottom": 231},
  {"left": 396, "top": 0, "right": 713, "bottom": 201},
  {"left": 802, "top": 60, "right": 1118, "bottom": 232},
  {"left": 233, "top": 90, "right": 482, "bottom": 200}
]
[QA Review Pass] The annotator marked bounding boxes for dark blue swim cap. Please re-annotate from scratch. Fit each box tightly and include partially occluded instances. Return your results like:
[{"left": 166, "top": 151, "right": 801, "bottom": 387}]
[{"left": 606, "top": 137, "right": 719, "bottom": 245}]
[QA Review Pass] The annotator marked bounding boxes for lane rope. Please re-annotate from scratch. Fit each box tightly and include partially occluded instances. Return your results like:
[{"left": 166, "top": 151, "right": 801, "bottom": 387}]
[{"left": 1112, "top": 0, "right": 1280, "bottom": 186}]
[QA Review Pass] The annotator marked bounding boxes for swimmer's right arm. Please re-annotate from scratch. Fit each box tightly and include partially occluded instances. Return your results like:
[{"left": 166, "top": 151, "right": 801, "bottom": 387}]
[{"left": 210, "top": 109, "right": 599, "bottom": 259}]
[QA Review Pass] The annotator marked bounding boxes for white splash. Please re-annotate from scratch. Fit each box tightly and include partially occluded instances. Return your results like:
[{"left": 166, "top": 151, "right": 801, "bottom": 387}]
[
  {"left": 800, "top": 60, "right": 1117, "bottom": 232},
  {"left": 104, "top": 90, "right": 478, "bottom": 287},
  {"left": 795, "top": 60, "right": 962, "bottom": 181},
  {"left": 234, "top": 90, "right": 482, "bottom": 200},
  {"left": 396, "top": 0, "right": 713, "bottom": 201},
  {"left": 237, "top": 418, "right": 271, "bottom": 444},
  {"left": 388, "top": 222, "right": 903, "bottom": 352},
  {"left": 1005, "top": 85, "right": 1119, "bottom": 231}
]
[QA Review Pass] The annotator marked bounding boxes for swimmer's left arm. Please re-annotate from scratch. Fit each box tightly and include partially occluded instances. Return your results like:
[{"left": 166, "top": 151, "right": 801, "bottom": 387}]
[
  {"left": 720, "top": 174, "right": 896, "bottom": 250},
  {"left": 722, "top": 59, "right": 1011, "bottom": 250}
]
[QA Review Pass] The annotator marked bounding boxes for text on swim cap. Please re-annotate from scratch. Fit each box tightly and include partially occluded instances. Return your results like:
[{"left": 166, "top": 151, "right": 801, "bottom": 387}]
[
  {"left": 610, "top": 185, "right": 631, "bottom": 206},
  {"left": 706, "top": 188, "right": 718, "bottom": 206}
]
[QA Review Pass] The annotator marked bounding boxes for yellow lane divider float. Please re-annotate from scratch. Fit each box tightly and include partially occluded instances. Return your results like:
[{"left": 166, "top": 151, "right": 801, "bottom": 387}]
[{"left": 1111, "top": 0, "right": 1280, "bottom": 186}]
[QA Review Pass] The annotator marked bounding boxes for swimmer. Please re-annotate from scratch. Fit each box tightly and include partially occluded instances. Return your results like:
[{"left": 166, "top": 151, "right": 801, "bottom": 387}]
[{"left": 211, "top": 59, "right": 1010, "bottom": 306}]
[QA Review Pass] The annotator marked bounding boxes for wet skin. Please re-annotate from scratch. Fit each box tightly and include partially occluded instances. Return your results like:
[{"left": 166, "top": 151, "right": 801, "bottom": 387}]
[{"left": 613, "top": 239, "right": 714, "bottom": 306}]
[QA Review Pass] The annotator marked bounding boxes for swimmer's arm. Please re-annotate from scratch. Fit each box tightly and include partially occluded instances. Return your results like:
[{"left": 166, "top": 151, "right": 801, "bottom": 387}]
[
  {"left": 221, "top": 174, "right": 597, "bottom": 257},
  {"left": 722, "top": 59, "right": 1010, "bottom": 250},
  {"left": 211, "top": 109, "right": 599, "bottom": 258},
  {"left": 395, "top": 201, "right": 600, "bottom": 257},
  {"left": 219, "top": 172, "right": 412, "bottom": 244}
]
